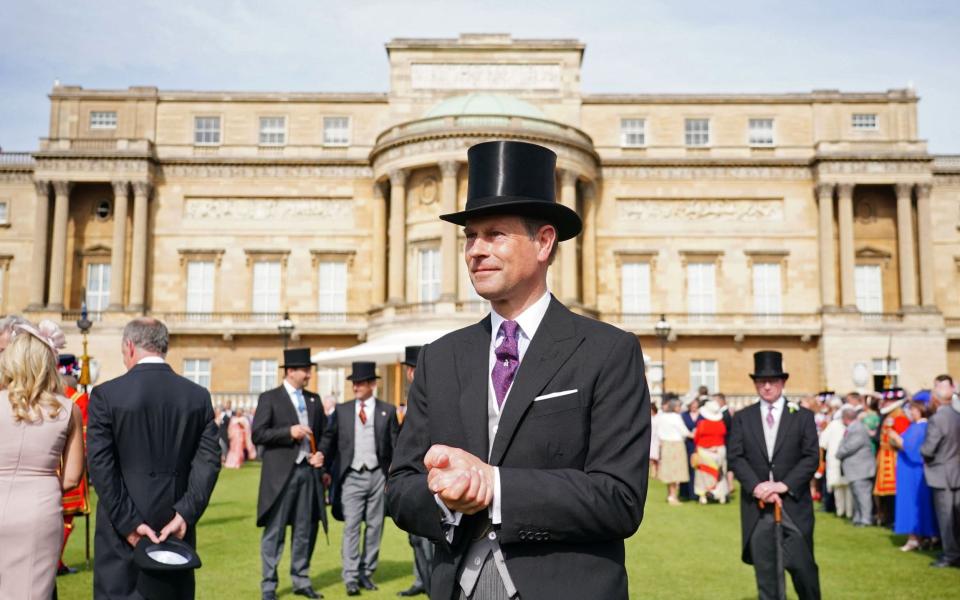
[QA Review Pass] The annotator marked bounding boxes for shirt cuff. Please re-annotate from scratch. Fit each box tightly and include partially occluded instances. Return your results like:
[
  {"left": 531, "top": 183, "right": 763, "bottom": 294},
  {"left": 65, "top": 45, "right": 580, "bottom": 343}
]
[
  {"left": 434, "top": 493, "right": 462, "bottom": 543},
  {"left": 491, "top": 467, "right": 502, "bottom": 524}
]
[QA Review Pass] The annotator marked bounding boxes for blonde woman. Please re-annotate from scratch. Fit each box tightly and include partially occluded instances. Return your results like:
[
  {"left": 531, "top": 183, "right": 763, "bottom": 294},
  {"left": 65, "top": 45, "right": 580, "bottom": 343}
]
[{"left": 0, "top": 321, "right": 84, "bottom": 600}]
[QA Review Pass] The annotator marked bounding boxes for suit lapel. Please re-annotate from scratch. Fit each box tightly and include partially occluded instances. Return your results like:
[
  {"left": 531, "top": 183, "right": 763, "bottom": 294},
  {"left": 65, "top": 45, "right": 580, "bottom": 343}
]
[
  {"left": 457, "top": 317, "right": 492, "bottom": 460},
  {"left": 373, "top": 399, "right": 386, "bottom": 449},
  {"left": 745, "top": 402, "right": 768, "bottom": 462},
  {"left": 489, "top": 298, "right": 583, "bottom": 466},
  {"left": 276, "top": 386, "right": 300, "bottom": 425},
  {"left": 772, "top": 398, "right": 794, "bottom": 459}
]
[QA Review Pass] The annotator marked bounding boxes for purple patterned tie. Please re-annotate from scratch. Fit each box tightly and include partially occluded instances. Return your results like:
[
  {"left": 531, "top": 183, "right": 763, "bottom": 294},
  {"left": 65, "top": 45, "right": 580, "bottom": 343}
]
[
  {"left": 492, "top": 320, "right": 520, "bottom": 409},
  {"left": 766, "top": 403, "right": 775, "bottom": 429}
]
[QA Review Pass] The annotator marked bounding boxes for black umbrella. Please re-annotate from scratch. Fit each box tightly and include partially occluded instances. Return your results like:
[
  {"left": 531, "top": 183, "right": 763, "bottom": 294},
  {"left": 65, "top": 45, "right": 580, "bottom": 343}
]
[
  {"left": 759, "top": 499, "right": 786, "bottom": 600},
  {"left": 308, "top": 433, "right": 329, "bottom": 545}
]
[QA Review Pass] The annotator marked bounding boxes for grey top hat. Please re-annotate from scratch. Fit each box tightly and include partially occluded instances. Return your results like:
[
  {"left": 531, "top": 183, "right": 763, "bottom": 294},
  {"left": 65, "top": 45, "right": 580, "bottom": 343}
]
[{"left": 439, "top": 140, "right": 583, "bottom": 241}]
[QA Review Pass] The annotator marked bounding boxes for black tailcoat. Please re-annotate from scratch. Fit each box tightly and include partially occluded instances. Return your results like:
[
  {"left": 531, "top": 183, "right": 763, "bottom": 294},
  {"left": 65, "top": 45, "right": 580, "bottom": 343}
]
[
  {"left": 251, "top": 385, "right": 326, "bottom": 526},
  {"left": 386, "top": 297, "right": 651, "bottom": 600},
  {"left": 319, "top": 398, "right": 399, "bottom": 484},
  {"left": 727, "top": 400, "right": 820, "bottom": 563},
  {"left": 87, "top": 363, "right": 221, "bottom": 599}
]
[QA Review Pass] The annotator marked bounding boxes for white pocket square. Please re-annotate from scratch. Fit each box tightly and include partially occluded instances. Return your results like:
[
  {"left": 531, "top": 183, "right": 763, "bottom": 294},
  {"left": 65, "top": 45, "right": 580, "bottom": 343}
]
[{"left": 534, "top": 389, "right": 578, "bottom": 402}]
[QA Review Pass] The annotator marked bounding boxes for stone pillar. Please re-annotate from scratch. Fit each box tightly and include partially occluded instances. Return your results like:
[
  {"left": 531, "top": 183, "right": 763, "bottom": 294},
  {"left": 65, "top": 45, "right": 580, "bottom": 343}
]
[
  {"left": 816, "top": 183, "right": 837, "bottom": 308},
  {"left": 127, "top": 181, "right": 151, "bottom": 312},
  {"left": 581, "top": 181, "right": 598, "bottom": 308},
  {"left": 915, "top": 183, "right": 935, "bottom": 307},
  {"left": 559, "top": 170, "right": 579, "bottom": 305},
  {"left": 895, "top": 182, "right": 918, "bottom": 309},
  {"left": 28, "top": 180, "right": 50, "bottom": 310},
  {"left": 387, "top": 169, "right": 407, "bottom": 304},
  {"left": 370, "top": 182, "right": 387, "bottom": 306},
  {"left": 439, "top": 161, "right": 459, "bottom": 301},
  {"left": 108, "top": 181, "right": 129, "bottom": 310},
  {"left": 46, "top": 181, "right": 72, "bottom": 310},
  {"left": 837, "top": 183, "right": 856, "bottom": 309}
]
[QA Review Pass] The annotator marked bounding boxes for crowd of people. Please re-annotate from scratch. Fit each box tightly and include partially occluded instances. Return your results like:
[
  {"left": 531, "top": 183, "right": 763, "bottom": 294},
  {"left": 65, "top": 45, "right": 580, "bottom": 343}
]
[{"left": 650, "top": 376, "right": 960, "bottom": 568}]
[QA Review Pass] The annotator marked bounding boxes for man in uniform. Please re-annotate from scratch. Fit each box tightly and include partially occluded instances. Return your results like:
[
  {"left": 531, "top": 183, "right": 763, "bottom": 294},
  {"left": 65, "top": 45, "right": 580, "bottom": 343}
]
[
  {"left": 874, "top": 387, "right": 910, "bottom": 526},
  {"left": 728, "top": 350, "right": 821, "bottom": 600},
  {"left": 56, "top": 354, "right": 90, "bottom": 576},
  {"left": 387, "top": 140, "right": 650, "bottom": 600}
]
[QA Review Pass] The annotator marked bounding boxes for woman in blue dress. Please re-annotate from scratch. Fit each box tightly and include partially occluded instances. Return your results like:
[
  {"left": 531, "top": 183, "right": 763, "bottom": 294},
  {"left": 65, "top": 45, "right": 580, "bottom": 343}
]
[{"left": 889, "top": 400, "right": 939, "bottom": 551}]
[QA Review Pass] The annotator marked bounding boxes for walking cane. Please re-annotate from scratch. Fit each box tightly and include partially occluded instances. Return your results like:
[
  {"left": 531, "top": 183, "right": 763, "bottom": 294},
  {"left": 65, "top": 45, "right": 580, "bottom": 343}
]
[
  {"left": 308, "top": 433, "right": 330, "bottom": 545},
  {"left": 758, "top": 499, "right": 786, "bottom": 600}
]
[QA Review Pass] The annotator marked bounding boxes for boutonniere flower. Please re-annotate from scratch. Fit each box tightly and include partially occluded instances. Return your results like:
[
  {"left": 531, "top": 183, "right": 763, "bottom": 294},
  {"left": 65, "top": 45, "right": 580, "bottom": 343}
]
[{"left": 787, "top": 402, "right": 799, "bottom": 414}]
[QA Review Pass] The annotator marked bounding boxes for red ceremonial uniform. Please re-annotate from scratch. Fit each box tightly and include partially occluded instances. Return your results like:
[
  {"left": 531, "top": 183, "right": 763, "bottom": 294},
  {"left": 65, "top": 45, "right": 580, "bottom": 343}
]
[
  {"left": 58, "top": 386, "right": 89, "bottom": 570},
  {"left": 873, "top": 406, "right": 910, "bottom": 496}
]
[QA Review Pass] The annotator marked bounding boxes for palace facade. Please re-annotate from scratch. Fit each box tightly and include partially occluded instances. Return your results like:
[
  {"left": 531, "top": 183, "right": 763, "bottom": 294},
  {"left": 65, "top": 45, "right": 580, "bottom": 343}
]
[{"left": 1, "top": 34, "right": 958, "bottom": 407}]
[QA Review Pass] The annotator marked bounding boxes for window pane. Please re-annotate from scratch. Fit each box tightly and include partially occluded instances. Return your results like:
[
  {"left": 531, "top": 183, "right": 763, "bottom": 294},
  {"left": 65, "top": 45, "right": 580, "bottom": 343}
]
[
  {"left": 90, "top": 111, "right": 117, "bottom": 129},
  {"left": 186, "top": 261, "right": 215, "bottom": 313},
  {"left": 194, "top": 116, "right": 221, "bottom": 144},
  {"left": 418, "top": 248, "right": 441, "bottom": 302},
  {"left": 249, "top": 359, "right": 278, "bottom": 393},
  {"left": 685, "top": 118, "right": 710, "bottom": 146},
  {"left": 687, "top": 263, "right": 716, "bottom": 315},
  {"left": 316, "top": 367, "right": 345, "bottom": 402},
  {"left": 753, "top": 263, "right": 782, "bottom": 315},
  {"left": 748, "top": 118, "right": 774, "bottom": 146},
  {"left": 852, "top": 113, "right": 878, "bottom": 130},
  {"left": 0, "top": 202, "right": 8, "bottom": 224},
  {"left": 855, "top": 265, "right": 883, "bottom": 313},
  {"left": 183, "top": 359, "right": 211, "bottom": 388},
  {"left": 259, "top": 116, "right": 286, "bottom": 145},
  {"left": 85, "top": 263, "right": 111, "bottom": 311},
  {"left": 323, "top": 117, "right": 350, "bottom": 145},
  {"left": 689, "top": 359, "right": 719, "bottom": 394},
  {"left": 318, "top": 260, "right": 347, "bottom": 318},
  {"left": 620, "top": 118, "right": 646, "bottom": 147},
  {"left": 252, "top": 261, "right": 281, "bottom": 313},
  {"left": 621, "top": 262, "right": 651, "bottom": 314}
]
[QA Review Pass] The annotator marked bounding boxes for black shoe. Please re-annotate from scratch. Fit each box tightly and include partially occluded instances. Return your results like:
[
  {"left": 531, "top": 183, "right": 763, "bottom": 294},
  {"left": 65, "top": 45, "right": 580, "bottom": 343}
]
[
  {"left": 358, "top": 575, "right": 378, "bottom": 591},
  {"left": 398, "top": 584, "right": 427, "bottom": 596},
  {"left": 930, "top": 557, "right": 960, "bottom": 568},
  {"left": 57, "top": 564, "right": 78, "bottom": 576},
  {"left": 262, "top": 593, "right": 278, "bottom": 600},
  {"left": 345, "top": 582, "right": 361, "bottom": 596},
  {"left": 293, "top": 586, "right": 322, "bottom": 599}
]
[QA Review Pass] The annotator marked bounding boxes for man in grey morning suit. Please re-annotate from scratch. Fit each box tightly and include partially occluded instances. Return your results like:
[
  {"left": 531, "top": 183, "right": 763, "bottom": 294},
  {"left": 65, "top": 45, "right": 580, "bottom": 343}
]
[
  {"left": 252, "top": 348, "right": 326, "bottom": 600},
  {"left": 320, "top": 361, "right": 399, "bottom": 596},
  {"left": 835, "top": 406, "right": 877, "bottom": 526},
  {"left": 387, "top": 141, "right": 651, "bottom": 600},
  {"left": 921, "top": 374, "right": 960, "bottom": 568}
]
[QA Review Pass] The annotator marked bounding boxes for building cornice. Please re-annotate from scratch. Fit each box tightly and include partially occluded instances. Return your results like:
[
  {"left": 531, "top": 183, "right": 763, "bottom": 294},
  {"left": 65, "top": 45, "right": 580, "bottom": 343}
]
[
  {"left": 49, "top": 86, "right": 387, "bottom": 104},
  {"left": 583, "top": 89, "right": 917, "bottom": 105},
  {"left": 387, "top": 34, "right": 584, "bottom": 52}
]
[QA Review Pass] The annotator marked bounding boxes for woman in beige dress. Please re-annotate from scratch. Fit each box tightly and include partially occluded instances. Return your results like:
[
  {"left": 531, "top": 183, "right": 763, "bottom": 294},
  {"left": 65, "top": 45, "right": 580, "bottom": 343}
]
[{"left": 0, "top": 321, "right": 84, "bottom": 600}]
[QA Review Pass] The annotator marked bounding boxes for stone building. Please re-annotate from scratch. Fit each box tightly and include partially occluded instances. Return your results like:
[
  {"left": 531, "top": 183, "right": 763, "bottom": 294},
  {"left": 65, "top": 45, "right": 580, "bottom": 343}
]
[{"left": 1, "top": 34, "right": 958, "bottom": 407}]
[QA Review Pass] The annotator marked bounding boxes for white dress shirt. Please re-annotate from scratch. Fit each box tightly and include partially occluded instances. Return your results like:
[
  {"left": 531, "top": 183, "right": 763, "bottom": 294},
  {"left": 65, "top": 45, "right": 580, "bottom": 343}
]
[{"left": 760, "top": 396, "right": 786, "bottom": 461}]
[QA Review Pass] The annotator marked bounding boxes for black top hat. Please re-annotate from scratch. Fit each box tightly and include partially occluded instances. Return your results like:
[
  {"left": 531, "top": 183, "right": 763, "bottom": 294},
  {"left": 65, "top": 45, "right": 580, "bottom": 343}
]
[
  {"left": 439, "top": 140, "right": 583, "bottom": 241},
  {"left": 280, "top": 348, "right": 315, "bottom": 369},
  {"left": 346, "top": 361, "right": 379, "bottom": 382},
  {"left": 402, "top": 346, "right": 422, "bottom": 368},
  {"left": 133, "top": 538, "right": 202, "bottom": 600},
  {"left": 750, "top": 351, "right": 789, "bottom": 380}
]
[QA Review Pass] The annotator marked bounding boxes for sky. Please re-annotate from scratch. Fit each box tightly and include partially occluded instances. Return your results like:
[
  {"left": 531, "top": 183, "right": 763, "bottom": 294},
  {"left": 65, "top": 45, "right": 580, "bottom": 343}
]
[{"left": 2, "top": 0, "right": 958, "bottom": 152}]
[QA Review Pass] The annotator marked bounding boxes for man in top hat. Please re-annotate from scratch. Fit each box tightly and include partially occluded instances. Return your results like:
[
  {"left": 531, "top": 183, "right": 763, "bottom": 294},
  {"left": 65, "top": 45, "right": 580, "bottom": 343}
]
[
  {"left": 319, "top": 361, "right": 399, "bottom": 596},
  {"left": 56, "top": 353, "right": 90, "bottom": 576},
  {"left": 387, "top": 140, "right": 651, "bottom": 600},
  {"left": 728, "top": 350, "right": 821, "bottom": 600},
  {"left": 397, "top": 346, "right": 434, "bottom": 597},
  {"left": 251, "top": 347, "right": 326, "bottom": 600},
  {"left": 87, "top": 318, "right": 221, "bottom": 599}
]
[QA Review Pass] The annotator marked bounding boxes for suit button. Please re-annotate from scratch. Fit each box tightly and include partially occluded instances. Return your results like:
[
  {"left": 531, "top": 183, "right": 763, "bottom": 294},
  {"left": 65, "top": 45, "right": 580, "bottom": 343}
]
[
  {"left": 149, "top": 472, "right": 155, "bottom": 477},
  {"left": 519, "top": 532, "right": 527, "bottom": 540}
]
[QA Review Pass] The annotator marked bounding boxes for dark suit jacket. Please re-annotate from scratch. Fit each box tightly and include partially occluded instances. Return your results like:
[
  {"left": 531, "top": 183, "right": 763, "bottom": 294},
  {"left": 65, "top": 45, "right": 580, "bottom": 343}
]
[
  {"left": 251, "top": 385, "right": 326, "bottom": 527},
  {"left": 727, "top": 399, "right": 820, "bottom": 564},
  {"left": 319, "top": 397, "right": 398, "bottom": 484},
  {"left": 87, "top": 362, "right": 221, "bottom": 598},
  {"left": 386, "top": 297, "right": 651, "bottom": 600},
  {"left": 920, "top": 404, "right": 960, "bottom": 489}
]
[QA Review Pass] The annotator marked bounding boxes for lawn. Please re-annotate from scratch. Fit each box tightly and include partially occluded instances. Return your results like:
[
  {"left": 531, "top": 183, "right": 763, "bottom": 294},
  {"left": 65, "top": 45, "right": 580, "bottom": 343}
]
[{"left": 58, "top": 463, "right": 956, "bottom": 599}]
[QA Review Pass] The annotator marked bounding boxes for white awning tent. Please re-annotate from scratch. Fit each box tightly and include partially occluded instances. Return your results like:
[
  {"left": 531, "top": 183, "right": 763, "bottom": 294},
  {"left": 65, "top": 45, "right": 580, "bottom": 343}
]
[{"left": 311, "top": 328, "right": 454, "bottom": 366}]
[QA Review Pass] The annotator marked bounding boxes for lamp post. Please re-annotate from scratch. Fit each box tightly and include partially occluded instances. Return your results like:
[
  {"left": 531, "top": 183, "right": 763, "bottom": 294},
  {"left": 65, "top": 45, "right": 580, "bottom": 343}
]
[
  {"left": 76, "top": 301, "right": 93, "bottom": 393},
  {"left": 277, "top": 311, "right": 295, "bottom": 349},
  {"left": 654, "top": 314, "right": 672, "bottom": 403}
]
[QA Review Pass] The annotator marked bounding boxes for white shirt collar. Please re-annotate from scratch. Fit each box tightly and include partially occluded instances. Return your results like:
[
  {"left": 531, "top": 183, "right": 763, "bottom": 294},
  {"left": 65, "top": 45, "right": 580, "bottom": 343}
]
[
  {"left": 490, "top": 291, "right": 551, "bottom": 341},
  {"left": 136, "top": 356, "right": 165, "bottom": 365},
  {"left": 760, "top": 396, "right": 786, "bottom": 413},
  {"left": 282, "top": 380, "right": 302, "bottom": 396}
]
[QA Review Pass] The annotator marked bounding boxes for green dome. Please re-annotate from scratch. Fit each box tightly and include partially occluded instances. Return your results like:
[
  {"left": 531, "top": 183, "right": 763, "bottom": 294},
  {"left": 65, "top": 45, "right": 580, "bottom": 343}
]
[{"left": 424, "top": 94, "right": 546, "bottom": 119}]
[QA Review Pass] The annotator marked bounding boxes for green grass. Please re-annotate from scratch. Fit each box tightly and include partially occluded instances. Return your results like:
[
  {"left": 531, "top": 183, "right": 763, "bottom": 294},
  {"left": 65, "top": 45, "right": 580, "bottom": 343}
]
[{"left": 58, "top": 464, "right": 957, "bottom": 599}]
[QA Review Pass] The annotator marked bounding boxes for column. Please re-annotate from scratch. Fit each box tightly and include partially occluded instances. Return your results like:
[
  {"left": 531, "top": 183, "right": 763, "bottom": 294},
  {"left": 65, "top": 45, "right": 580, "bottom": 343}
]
[
  {"left": 581, "top": 181, "right": 598, "bottom": 307},
  {"left": 915, "top": 183, "right": 935, "bottom": 307},
  {"left": 387, "top": 169, "right": 407, "bottom": 304},
  {"left": 559, "top": 170, "right": 579, "bottom": 305},
  {"left": 816, "top": 183, "right": 837, "bottom": 308},
  {"left": 370, "top": 182, "right": 387, "bottom": 306},
  {"left": 108, "top": 181, "right": 129, "bottom": 310},
  {"left": 46, "top": 181, "right": 72, "bottom": 311},
  {"left": 837, "top": 183, "right": 856, "bottom": 309},
  {"left": 127, "top": 181, "right": 151, "bottom": 312},
  {"left": 439, "top": 161, "right": 459, "bottom": 301},
  {"left": 28, "top": 180, "right": 50, "bottom": 309},
  {"left": 895, "top": 182, "right": 918, "bottom": 309}
]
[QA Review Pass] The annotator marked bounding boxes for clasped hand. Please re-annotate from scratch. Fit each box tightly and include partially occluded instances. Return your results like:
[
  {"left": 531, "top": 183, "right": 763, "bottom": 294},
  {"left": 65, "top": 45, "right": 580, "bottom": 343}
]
[
  {"left": 126, "top": 512, "right": 188, "bottom": 547},
  {"left": 424, "top": 444, "right": 494, "bottom": 515},
  {"left": 753, "top": 481, "right": 788, "bottom": 506}
]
